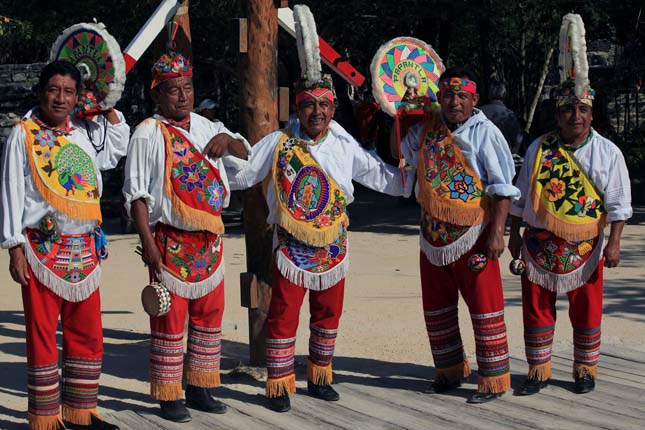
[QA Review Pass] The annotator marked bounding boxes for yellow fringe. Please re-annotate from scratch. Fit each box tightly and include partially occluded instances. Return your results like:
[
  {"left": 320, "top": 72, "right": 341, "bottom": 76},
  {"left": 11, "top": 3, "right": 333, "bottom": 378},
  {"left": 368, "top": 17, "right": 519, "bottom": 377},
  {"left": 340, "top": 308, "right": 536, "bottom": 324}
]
[
  {"left": 185, "top": 368, "right": 221, "bottom": 388},
  {"left": 435, "top": 358, "right": 471, "bottom": 382},
  {"left": 275, "top": 210, "right": 348, "bottom": 247},
  {"left": 307, "top": 360, "right": 333, "bottom": 385},
  {"left": 23, "top": 121, "right": 102, "bottom": 223},
  {"left": 527, "top": 361, "right": 552, "bottom": 382},
  {"left": 533, "top": 196, "right": 605, "bottom": 241},
  {"left": 573, "top": 363, "right": 598, "bottom": 379},
  {"left": 61, "top": 405, "right": 95, "bottom": 426},
  {"left": 159, "top": 121, "right": 225, "bottom": 235},
  {"left": 27, "top": 413, "right": 63, "bottom": 430},
  {"left": 477, "top": 372, "right": 511, "bottom": 394},
  {"left": 416, "top": 187, "right": 488, "bottom": 226},
  {"left": 265, "top": 374, "right": 296, "bottom": 398},
  {"left": 150, "top": 381, "right": 184, "bottom": 401}
]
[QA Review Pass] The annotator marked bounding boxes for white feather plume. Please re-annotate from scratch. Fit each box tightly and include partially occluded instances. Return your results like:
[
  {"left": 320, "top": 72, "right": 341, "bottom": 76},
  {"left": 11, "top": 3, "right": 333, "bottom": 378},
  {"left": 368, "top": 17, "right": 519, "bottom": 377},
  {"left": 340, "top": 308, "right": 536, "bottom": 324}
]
[
  {"left": 294, "top": 4, "right": 321, "bottom": 86},
  {"left": 558, "top": 13, "right": 590, "bottom": 98}
]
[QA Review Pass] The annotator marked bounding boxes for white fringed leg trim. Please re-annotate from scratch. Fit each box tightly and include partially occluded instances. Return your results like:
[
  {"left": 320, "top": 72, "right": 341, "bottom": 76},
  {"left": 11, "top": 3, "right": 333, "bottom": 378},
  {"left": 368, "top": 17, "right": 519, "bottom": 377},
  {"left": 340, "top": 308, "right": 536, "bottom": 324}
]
[
  {"left": 161, "top": 260, "right": 225, "bottom": 299},
  {"left": 420, "top": 223, "right": 485, "bottom": 267},
  {"left": 276, "top": 251, "right": 348, "bottom": 291},
  {"left": 24, "top": 244, "right": 101, "bottom": 302},
  {"left": 522, "top": 232, "right": 604, "bottom": 293}
]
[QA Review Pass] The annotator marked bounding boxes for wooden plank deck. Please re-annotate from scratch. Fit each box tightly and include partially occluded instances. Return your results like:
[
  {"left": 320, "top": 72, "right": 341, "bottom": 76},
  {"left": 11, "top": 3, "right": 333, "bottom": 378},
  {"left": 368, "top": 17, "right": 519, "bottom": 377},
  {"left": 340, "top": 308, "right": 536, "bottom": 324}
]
[{"left": 105, "top": 346, "right": 645, "bottom": 430}]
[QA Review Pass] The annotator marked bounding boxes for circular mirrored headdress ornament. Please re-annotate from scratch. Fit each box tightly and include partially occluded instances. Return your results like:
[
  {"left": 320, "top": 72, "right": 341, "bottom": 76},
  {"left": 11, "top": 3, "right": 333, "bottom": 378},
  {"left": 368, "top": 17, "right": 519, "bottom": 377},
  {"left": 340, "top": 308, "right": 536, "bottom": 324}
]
[
  {"left": 370, "top": 37, "right": 444, "bottom": 117},
  {"left": 50, "top": 22, "right": 126, "bottom": 114}
]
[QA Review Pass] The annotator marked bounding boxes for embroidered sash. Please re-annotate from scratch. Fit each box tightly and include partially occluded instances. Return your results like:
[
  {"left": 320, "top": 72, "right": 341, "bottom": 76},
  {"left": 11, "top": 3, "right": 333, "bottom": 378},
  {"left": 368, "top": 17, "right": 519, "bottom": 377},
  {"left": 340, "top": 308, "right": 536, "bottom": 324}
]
[
  {"left": 522, "top": 227, "right": 603, "bottom": 293},
  {"left": 22, "top": 119, "right": 101, "bottom": 223},
  {"left": 275, "top": 223, "right": 348, "bottom": 291},
  {"left": 416, "top": 113, "right": 489, "bottom": 226},
  {"left": 154, "top": 223, "right": 224, "bottom": 299},
  {"left": 24, "top": 228, "right": 101, "bottom": 302},
  {"left": 529, "top": 132, "right": 606, "bottom": 241},
  {"left": 159, "top": 121, "right": 227, "bottom": 234},
  {"left": 272, "top": 130, "right": 348, "bottom": 247},
  {"left": 419, "top": 211, "right": 486, "bottom": 266}
]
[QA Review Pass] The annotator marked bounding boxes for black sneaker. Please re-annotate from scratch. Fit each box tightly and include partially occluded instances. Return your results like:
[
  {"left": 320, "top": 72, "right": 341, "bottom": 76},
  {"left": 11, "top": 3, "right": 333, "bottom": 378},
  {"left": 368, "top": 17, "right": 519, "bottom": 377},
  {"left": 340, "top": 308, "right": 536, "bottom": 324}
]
[
  {"left": 428, "top": 376, "right": 462, "bottom": 394},
  {"left": 64, "top": 414, "right": 121, "bottom": 430},
  {"left": 467, "top": 391, "right": 504, "bottom": 404},
  {"left": 160, "top": 400, "right": 192, "bottom": 423},
  {"left": 518, "top": 377, "right": 549, "bottom": 396},
  {"left": 574, "top": 373, "right": 595, "bottom": 394},
  {"left": 185, "top": 384, "right": 227, "bottom": 414},
  {"left": 307, "top": 380, "right": 340, "bottom": 401},
  {"left": 267, "top": 394, "right": 291, "bottom": 412}
]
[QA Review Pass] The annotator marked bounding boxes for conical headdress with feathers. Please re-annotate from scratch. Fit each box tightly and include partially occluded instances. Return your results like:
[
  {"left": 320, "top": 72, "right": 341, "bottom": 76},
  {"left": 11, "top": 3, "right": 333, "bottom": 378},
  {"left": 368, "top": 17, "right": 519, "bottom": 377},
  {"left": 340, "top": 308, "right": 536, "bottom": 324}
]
[{"left": 557, "top": 13, "right": 595, "bottom": 106}]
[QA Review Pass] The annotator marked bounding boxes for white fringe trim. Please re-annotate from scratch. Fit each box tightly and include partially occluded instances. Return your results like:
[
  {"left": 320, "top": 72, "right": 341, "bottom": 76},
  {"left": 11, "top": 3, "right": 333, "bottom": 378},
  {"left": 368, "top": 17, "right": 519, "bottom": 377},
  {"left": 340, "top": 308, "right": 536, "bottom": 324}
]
[
  {"left": 420, "top": 223, "right": 485, "bottom": 267},
  {"left": 160, "top": 259, "right": 225, "bottom": 299},
  {"left": 24, "top": 243, "right": 101, "bottom": 302},
  {"left": 276, "top": 250, "right": 348, "bottom": 291},
  {"left": 522, "top": 232, "right": 604, "bottom": 293}
]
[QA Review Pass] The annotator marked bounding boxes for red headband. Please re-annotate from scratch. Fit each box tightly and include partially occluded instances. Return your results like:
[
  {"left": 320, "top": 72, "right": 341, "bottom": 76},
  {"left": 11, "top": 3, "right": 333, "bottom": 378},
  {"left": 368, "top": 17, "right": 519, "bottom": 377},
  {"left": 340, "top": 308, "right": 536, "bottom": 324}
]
[
  {"left": 439, "top": 77, "right": 477, "bottom": 95},
  {"left": 295, "top": 88, "right": 335, "bottom": 105}
]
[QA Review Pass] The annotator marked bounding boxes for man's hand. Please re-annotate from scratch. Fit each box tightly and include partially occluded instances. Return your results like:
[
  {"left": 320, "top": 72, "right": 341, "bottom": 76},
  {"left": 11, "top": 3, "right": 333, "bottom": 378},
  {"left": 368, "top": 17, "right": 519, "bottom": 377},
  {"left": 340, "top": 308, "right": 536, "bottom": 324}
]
[
  {"left": 486, "top": 229, "right": 505, "bottom": 260},
  {"left": 9, "top": 246, "right": 30, "bottom": 286},
  {"left": 603, "top": 239, "right": 621, "bottom": 268},
  {"left": 508, "top": 230, "right": 522, "bottom": 259},
  {"left": 203, "top": 133, "right": 235, "bottom": 159},
  {"left": 140, "top": 237, "right": 163, "bottom": 280}
]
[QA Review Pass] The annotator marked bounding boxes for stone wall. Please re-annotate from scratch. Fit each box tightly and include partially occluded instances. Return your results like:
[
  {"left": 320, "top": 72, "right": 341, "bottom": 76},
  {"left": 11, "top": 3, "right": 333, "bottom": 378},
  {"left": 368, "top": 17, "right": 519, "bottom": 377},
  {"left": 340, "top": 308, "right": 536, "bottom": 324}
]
[{"left": 0, "top": 63, "right": 44, "bottom": 146}]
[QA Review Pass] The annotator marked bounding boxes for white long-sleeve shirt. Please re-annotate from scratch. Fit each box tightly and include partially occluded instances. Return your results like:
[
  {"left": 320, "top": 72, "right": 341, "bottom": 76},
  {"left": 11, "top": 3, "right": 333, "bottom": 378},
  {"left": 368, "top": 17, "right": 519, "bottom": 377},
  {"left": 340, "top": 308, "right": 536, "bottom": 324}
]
[
  {"left": 122, "top": 112, "right": 250, "bottom": 230},
  {"left": 230, "top": 120, "right": 412, "bottom": 224},
  {"left": 510, "top": 130, "right": 632, "bottom": 225},
  {"left": 1, "top": 109, "right": 130, "bottom": 248},
  {"left": 401, "top": 108, "right": 520, "bottom": 201}
]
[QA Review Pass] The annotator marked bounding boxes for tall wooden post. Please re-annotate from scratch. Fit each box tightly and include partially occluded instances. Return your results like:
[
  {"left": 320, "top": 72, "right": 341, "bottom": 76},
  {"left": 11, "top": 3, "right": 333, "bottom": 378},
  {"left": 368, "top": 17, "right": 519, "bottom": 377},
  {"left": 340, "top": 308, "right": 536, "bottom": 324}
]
[{"left": 239, "top": 0, "right": 278, "bottom": 366}]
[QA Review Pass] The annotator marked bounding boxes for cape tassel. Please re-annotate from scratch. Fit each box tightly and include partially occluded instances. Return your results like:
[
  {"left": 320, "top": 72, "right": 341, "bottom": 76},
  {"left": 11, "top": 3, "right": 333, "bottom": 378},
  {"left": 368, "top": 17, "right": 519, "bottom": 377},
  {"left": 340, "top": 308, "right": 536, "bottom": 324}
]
[
  {"left": 185, "top": 368, "right": 221, "bottom": 388},
  {"left": 151, "top": 381, "right": 183, "bottom": 401},
  {"left": 307, "top": 360, "right": 333, "bottom": 385},
  {"left": 522, "top": 233, "right": 603, "bottom": 293},
  {"left": 275, "top": 210, "right": 349, "bottom": 248},
  {"left": 24, "top": 244, "right": 101, "bottom": 302},
  {"left": 161, "top": 261, "right": 225, "bottom": 299},
  {"left": 27, "top": 413, "right": 64, "bottom": 430},
  {"left": 527, "top": 361, "right": 552, "bottom": 382},
  {"left": 276, "top": 248, "right": 348, "bottom": 291},
  {"left": 477, "top": 373, "right": 511, "bottom": 394},
  {"left": 420, "top": 223, "right": 485, "bottom": 266},
  {"left": 266, "top": 374, "right": 296, "bottom": 398}
]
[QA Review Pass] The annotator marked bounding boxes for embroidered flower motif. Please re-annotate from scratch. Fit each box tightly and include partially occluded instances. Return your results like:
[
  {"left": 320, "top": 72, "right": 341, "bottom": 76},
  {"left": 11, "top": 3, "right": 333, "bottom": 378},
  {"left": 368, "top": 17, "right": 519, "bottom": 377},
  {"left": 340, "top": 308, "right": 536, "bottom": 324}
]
[
  {"left": 70, "top": 272, "right": 81, "bottom": 282},
  {"left": 178, "top": 163, "right": 207, "bottom": 192},
  {"left": 577, "top": 241, "right": 593, "bottom": 255},
  {"left": 180, "top": 266, "right": 189, "bottom": 279},
  {"left": 168, "top": 243, "right": 182, "bottom": 254},
  {"left": 542, "top": 149, "right": 557, "bottom": 168},
  {"left": 544, "top": 241, "right": 558, "bottom": 253},
  {"left": 207, "top": 184, "right": 226, "bottom": 211},
  {"left": 448, "top": 173, "right": 475, "bottom": 202},
  {"left": 36, "top": 129, "right": 57, "bottom": 148},
  {"left": 573, "top": 195, "right": 598, "bottom": 217},
  {"left": 567, "top": 253, "right": 583, "bottom": 269},
  {"left": 194, "top": 258, "right": 207, "bottom": 269},
  {"left": 314, "top": 213, "right": 332, "bottom": 227},
  {"left": 543, "top": 178, "right": 566, "bottom": 202}
]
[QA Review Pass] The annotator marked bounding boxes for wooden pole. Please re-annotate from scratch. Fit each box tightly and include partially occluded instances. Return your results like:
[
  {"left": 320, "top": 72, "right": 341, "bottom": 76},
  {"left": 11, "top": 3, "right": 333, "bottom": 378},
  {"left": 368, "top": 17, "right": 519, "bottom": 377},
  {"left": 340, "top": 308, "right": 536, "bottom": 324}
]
[
  {"left": 239, "top": 0, "right": 278, "bottom": 366},
  {"left": 525, "top": 47, "right": 554, "bottom": 133}
]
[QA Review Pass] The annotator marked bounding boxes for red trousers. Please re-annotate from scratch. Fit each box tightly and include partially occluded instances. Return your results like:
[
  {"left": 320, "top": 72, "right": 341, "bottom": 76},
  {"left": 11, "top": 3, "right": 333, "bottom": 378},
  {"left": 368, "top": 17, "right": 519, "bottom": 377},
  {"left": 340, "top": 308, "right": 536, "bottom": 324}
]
[
  {"left": 22, "top": 267, "right": 103, "bottom": 429},
  {"left": 149, "top": 280, "right": 224, "bottom": 401},
  {"left": 265, "top": 263, "right": 345, "bottom": 397},
  {"left": 419, "top": 230, "right": 510, "bottom": 393},
  {"left": 522, "top": 261, "right": 603, "bottom": 381}
]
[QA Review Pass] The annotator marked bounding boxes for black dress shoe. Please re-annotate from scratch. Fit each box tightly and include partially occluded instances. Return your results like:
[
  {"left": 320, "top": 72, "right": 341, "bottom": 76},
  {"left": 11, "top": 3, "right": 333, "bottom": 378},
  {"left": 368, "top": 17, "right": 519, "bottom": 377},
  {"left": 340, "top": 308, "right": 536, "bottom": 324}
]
[
  {"left": 307, "top": 380, "right": 340, "bottom": 401},
  {"left": 64, "top": 414, "right": 120, "bottom": 430},
  {"left": 467, "top": 391, "right": 504, "bottom": 404},
  {"left": 428, "top": 376, "right": 462, "bottom": 394},
  {"left": 267, "top": 394, "right": 291, "bottom": 412},
  {"left": 574, "top": 373, "right": 595, "bottom": 394},
  {"left": 185, "top": 384, "right": 228, "bottom": 414},
  {"left": 518, "top": 377, "right": 549, "bottom": 396},
  {"left": 160, "top": 400, "right": 192, "bottom": 423}
]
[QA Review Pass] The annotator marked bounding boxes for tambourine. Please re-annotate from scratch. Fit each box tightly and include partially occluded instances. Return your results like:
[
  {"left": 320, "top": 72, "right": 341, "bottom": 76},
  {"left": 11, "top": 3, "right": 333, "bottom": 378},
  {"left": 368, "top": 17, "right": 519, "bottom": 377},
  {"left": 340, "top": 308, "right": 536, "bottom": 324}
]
[{"left": 141, "top": 282, "right": 172, "bottom": 317}]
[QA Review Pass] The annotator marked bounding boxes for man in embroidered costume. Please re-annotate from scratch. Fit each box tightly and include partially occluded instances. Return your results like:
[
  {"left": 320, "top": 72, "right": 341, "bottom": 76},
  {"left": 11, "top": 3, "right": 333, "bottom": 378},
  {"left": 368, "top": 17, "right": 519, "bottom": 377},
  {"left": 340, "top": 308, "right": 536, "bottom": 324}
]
[
  {"left": 232, "top": 69, "right": 411, "bottom": 411},
  {"left": 396, "top": 67, "right": 519, "bottom": 403},
  {"left": 122, "top": 51, "right": 250, "bottom": 423},
  {"left": 508, "top": 79, "right": 632, "bottom": 395},
  {"left": 1, "top": 61, "right": 129, "bottom": 430}
]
